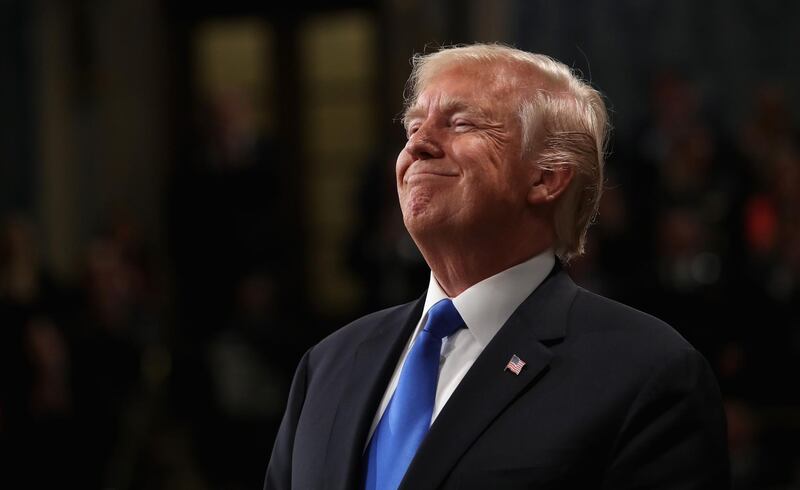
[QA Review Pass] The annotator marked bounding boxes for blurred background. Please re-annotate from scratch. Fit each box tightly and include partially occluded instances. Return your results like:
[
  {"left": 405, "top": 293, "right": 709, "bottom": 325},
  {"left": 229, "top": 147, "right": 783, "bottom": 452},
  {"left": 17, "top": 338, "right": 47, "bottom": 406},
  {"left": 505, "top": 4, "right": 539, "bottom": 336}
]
[{"left": 1, "top": 0, "right": 798, "bottom": 488}]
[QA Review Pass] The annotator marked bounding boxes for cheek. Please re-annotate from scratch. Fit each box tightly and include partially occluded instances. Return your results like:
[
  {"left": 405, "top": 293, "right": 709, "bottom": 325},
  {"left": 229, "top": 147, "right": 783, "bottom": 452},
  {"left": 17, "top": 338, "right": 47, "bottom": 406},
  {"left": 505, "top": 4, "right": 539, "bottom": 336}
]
[
  {"left": 454, "top": 136, "right": 507, "bottom": 172},
  {"left": 455, "top": 139, "right": 528, "bottom": 203}
]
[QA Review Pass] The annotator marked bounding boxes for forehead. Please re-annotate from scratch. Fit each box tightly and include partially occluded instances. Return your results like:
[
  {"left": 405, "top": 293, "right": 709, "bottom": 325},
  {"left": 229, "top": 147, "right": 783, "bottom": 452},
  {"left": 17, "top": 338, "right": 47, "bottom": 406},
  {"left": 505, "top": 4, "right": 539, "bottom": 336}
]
[
  {"left": 406, "top": 62, "right": 539, "bottom": 119},
  {"left": 407, "top": 63, "right": 523, "bottom": 118}
]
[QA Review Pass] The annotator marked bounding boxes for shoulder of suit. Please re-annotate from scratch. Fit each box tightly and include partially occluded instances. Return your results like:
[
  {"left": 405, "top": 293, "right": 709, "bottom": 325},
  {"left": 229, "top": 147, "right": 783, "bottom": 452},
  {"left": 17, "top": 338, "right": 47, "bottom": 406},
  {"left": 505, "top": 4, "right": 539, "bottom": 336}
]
[{"left": 568, "top": 286, "right": 697, "bottom": 360}]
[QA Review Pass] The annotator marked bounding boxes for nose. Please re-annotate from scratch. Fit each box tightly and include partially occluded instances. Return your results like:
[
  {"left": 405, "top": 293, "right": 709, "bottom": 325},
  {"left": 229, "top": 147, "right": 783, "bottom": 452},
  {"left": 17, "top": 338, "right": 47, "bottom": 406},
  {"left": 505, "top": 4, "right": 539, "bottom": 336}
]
[{"left": 406, "top": 127, "right": 444, "bottom": 161}]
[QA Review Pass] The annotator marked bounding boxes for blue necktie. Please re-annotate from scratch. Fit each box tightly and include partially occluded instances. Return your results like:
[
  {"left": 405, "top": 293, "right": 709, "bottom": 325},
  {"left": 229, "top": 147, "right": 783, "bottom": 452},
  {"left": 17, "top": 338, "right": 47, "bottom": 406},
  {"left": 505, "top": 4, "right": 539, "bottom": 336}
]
[{"left": 363, "top": 299, "right": 464, "bottom": 490}]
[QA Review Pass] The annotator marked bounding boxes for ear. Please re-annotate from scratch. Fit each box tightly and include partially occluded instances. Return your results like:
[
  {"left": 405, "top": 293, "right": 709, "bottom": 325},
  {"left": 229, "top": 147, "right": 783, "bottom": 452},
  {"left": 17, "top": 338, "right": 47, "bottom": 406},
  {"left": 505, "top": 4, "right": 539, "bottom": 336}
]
[{"left": 527, "top": 166, "right": 575, "bottom": 205}]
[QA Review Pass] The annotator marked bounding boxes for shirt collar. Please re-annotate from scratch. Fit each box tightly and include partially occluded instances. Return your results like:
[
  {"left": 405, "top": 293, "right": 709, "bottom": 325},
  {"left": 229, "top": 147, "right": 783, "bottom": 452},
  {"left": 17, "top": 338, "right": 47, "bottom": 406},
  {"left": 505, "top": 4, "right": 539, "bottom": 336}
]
[{"left": 422, "top": 249, "right": 556, "bottom": 347}]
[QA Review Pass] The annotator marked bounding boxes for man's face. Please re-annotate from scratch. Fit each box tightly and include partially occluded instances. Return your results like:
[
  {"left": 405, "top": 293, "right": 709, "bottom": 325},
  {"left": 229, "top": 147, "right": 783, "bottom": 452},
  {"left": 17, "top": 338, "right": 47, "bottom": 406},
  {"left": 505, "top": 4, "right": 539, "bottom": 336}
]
[{"left": 396, "top": 63, "right": 536, "bottom": 241}]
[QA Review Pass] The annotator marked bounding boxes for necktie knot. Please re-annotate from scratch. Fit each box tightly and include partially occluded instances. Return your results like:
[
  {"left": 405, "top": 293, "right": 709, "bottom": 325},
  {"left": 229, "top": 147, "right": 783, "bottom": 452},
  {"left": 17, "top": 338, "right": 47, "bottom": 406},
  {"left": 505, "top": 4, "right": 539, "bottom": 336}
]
[{"left": 423, "top": 299, "right": 463, "bottom": 340}]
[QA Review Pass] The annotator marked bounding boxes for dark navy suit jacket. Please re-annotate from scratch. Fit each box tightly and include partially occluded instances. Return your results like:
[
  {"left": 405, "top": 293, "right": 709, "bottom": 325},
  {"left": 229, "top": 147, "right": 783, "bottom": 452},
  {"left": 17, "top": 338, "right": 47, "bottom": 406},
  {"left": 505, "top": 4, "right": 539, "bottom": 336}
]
[{"left": 265, "top": 267, "right": 730, "bottom": 489}]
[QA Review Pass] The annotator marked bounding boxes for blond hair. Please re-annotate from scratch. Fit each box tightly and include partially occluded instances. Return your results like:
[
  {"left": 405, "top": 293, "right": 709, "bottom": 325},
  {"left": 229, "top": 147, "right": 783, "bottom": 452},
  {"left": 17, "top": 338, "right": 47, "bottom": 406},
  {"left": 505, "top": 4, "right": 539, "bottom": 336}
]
[{"left": 405, "top": 43, "right": 609, "bottom": 262}]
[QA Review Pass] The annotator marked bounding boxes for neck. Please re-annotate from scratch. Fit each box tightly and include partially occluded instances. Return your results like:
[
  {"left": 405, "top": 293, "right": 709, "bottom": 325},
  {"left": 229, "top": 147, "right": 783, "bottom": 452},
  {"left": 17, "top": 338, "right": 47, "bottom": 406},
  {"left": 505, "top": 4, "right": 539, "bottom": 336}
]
[{"left": 415, "top": 224, "right": 554, "bottom": 297}]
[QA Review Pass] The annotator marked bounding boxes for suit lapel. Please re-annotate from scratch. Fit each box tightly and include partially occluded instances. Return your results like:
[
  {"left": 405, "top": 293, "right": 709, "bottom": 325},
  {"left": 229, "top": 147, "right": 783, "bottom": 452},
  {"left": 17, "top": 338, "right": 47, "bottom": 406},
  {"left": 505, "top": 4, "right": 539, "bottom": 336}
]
[
  {"left": 324, "top": 295, "right": 425, "bottom": 490},
  {"left": 399, "top": 270, "right": 578, "bottom": 490}
]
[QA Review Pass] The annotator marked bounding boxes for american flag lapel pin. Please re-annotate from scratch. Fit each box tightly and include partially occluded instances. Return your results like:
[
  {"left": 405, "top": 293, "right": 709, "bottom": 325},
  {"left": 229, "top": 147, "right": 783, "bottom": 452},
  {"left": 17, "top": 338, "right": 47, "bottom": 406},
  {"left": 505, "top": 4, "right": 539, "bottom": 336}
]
[{"left": 505, "top": 354, "right": 526, "bottom": 375}]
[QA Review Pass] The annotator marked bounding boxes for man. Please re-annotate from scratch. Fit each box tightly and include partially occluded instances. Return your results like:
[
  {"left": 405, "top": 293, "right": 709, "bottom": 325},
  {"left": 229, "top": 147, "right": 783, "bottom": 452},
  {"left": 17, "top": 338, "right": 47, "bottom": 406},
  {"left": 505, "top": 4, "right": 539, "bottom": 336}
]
[{"left": 265, "top": 44, "right": 729, "bottom": 489}]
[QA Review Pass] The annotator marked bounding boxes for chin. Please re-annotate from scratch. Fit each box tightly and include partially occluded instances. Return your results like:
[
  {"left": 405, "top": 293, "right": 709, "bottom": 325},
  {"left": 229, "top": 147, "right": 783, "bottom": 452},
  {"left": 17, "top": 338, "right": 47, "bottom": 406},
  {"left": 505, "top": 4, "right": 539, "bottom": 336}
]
[
  {"left": 403, "top": 208, "right": 455, "bottom": 242},
  {"left": 402, "top": 209, "right": 430, "bottom": 234},
  {"left": 401, "top": 187, "right": 432, "bottom": 217},
  {"left": 402, "top": 208, "right": 435, "bottom": 235},
  {"left": 400, "top": 188, "right": 460, "bottom": 236}
]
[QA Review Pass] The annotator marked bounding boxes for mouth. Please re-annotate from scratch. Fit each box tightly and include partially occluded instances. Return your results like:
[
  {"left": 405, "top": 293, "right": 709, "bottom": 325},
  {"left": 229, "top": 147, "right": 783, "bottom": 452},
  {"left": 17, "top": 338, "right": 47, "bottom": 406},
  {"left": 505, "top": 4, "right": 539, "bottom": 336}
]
[{"left": 404, "top": 171, "right": 458, "bottom": 184}]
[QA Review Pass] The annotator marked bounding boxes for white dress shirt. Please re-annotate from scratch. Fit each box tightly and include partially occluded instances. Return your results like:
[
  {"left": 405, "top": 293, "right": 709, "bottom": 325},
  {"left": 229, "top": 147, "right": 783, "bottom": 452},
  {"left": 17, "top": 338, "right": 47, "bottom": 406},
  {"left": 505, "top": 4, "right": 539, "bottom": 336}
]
[{"left": 365, "top": 249, "right": 556, "bottom": 445}]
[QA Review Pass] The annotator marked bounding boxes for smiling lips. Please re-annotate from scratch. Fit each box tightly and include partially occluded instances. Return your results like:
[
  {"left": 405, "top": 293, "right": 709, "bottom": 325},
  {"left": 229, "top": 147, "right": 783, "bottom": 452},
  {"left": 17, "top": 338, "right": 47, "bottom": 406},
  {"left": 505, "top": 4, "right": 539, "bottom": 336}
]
[{"left": 403, "top": 168, "right": 459, "bottom": 184}]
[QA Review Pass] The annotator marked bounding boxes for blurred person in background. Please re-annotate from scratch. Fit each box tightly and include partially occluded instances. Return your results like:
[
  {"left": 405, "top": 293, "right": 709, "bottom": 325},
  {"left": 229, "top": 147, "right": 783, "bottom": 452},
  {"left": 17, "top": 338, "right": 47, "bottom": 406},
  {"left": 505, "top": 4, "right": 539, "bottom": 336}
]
[
  {"left": 70, "top": 214, "right": 162, "bottom": 488},
  {"left": 0, "top": 214, "right": 78, "bottom": 487},
  {"left": 265, "top": 44, "right": 729, "bottom": 490},
  {"left": 168, "top": 89, "right": 295, "bottom": 489}
]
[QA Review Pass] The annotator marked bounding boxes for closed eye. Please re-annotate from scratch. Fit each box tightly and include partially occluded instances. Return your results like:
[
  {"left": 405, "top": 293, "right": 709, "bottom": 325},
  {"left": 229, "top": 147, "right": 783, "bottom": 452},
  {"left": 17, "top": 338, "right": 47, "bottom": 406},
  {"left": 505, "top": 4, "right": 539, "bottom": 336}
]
[{"left": 452, "top": 119, "right": 474, "bottom": 132}]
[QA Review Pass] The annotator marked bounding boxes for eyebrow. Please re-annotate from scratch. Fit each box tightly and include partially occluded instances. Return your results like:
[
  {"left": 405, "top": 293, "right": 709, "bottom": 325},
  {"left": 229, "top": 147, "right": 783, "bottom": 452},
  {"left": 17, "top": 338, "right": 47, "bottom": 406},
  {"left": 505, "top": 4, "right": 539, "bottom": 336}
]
[{"left": 403, "top": 95, "right": 495, "bottom": 129}]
